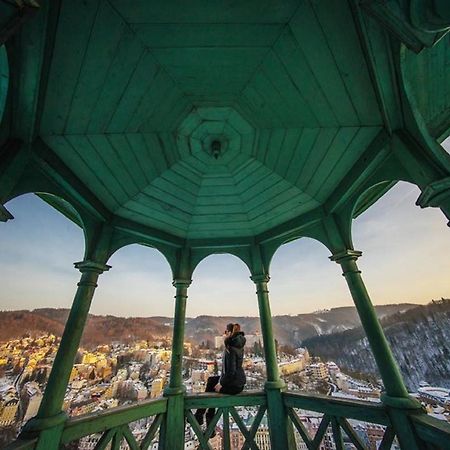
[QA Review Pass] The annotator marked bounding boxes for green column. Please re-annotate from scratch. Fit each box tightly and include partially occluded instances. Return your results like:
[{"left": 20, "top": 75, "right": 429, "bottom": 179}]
[
  {"left": 163, "top": 278, "right": 191, "bottom": 450},
  {"left": 252, "top": 274, "right": 295, "bottom": 450},
  {"left": 22, "top": 260, "right": 110, "bottom": 449},
  {"left": 251, "top": 275, "right": 281, "bottom": 384},
  {"left": 168, "top": 279, "right": 190, "bottom": 390},
  {"left": 331, "top": 250, "right": 414, "bottom": 400},
  {"left": 331, "top": 250, "right": 423, "bottom": 449}
]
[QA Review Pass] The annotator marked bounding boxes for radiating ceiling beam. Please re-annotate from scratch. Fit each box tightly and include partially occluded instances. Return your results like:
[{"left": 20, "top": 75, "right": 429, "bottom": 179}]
[
  {"left": 324, "top": 129, "right": 391, "bottom": 214},
  {"left": 255, "top": 206, "right": 324, "bottom": 245},
  {"left": 32, "top": 137, "right": 111, "bottom": 222},
  {"left": 111, "top": 216, "right": 184, "bottom": 248}
]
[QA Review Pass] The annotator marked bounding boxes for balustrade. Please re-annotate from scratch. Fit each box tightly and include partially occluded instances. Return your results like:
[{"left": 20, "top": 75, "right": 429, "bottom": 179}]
[
  {"left": 6, "top": 391, "right": 450, "bottom": 450},
  {"left": 59, "top": 398, "right": 165, "bottom": 450},
  {"left": 185, "top": 391, "right": 267, "bottom": 450}
]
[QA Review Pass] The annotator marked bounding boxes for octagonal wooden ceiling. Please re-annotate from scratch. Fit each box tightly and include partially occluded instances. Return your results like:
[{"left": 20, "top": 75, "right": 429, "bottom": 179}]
[{"left": 39, "top": 0, "right": 383, "bottom": 240}]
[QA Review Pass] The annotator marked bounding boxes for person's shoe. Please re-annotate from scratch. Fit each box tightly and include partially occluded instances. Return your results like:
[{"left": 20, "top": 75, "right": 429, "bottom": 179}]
[{"left": 194, "top": 410, "right": 204, "bottom": 426}]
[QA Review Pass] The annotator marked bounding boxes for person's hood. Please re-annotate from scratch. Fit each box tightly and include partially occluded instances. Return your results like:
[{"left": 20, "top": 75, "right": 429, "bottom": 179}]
[{"left": 228, "top": 332, "right": 246, "bottom": 349}]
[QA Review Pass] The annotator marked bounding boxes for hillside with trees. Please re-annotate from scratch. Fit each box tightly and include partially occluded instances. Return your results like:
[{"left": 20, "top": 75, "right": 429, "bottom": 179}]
[
  {"left": 0, "top": 303, "right": 417, "bottom": 348},
  {"left": 302, "top": 299, "right": 450, "bottom": 390}
]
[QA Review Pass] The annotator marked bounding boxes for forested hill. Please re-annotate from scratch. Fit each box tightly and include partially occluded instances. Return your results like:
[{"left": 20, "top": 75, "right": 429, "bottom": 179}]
[
  {"left": 0, "top": 303, "right": 417, "bottom": 347},
  {"left": 302, "top": 299, "right": 450, "bottom": 390},
  {"left": 0, "top": 309, "right": 172, "bottom": 347},
  {"left": 1, "top": 301, "right": 448, "bottom": 388}
]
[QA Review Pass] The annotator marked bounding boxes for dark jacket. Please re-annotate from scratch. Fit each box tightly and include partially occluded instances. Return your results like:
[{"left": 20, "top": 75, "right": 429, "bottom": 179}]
[{"left": 220, "top": 332, "right": 246, "bottom": 388}]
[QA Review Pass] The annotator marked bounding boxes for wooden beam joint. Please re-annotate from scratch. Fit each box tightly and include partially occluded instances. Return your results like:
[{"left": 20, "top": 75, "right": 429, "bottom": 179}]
[
  {"left": 416, "top": 176, "right": 450, "bottom": 208},
  {"left": 0, "top": 1, "right": 40, "bottom": 45},
  {"left": 361, "top": 0, "right": 449, "bottom": 53}
]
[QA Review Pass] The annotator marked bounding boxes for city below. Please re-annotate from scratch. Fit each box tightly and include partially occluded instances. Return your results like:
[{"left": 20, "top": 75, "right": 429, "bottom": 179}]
[{"left": 0, "top": 322, "right": 449, "bottom": 450}]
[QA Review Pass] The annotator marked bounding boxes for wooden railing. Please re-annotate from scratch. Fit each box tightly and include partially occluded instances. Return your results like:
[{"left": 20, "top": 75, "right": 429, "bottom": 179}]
[
  {"left": 184, "top": 391, "right": 267, "bottom": 450},
  {"left": 283, "top": 392, "right": 394, "bottom": 450},
  {"left": 4, "top": 439, "right": 38, "bottom": 450},
  {"left": 410, "top": 414, "right": 450, "bottom": 450},
  {"left": 283, "top": 392, "right": 450, "bottom": 450},
  {"left": 6, "top": 391, "right": 450, "bottom": 449},
  {"left": 60, "top": 397, "right": 166, "bottom": 449}
]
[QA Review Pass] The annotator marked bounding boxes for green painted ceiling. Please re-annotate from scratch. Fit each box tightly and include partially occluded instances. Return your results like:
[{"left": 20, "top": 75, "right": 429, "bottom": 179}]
[
  {"left": 0, "top": 46, "right": 8, "bottom": 124},
  {"left": 404, "top": 34, "right": 450, "bottom": 140},
  {"left": 38, "top": 0, "right": 384, "bottom": 240}
]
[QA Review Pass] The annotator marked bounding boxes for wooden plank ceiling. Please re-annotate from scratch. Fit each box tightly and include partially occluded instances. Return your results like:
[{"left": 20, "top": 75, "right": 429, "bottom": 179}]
[
  {"left": 404, "top": 34, "right": 450, "bottom": 141},
  {"left": 0, "top": 46, "right": 8, "bottom": 124},
  {"left": 39, "top": 0, "right": 383, "bottom": 240}
]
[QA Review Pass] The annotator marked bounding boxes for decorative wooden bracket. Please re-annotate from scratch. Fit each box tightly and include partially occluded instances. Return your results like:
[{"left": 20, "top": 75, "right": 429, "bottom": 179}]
[
  {"left": 361, "top": 0, "right": 450, "bottom": 53},
  {"left": 0, "top": 0, "right": 40, "bottom": 45}
]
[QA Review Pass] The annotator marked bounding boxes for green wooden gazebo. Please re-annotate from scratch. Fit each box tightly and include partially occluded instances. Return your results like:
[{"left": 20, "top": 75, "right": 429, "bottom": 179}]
[{"left": 1, "top": 1, "right": 450, "bottom": 449}]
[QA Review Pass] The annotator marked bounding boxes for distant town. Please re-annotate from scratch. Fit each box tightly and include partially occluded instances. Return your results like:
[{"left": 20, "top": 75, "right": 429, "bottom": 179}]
[{"left": 1, "top": 330, "right": 449, "bottom": 449}]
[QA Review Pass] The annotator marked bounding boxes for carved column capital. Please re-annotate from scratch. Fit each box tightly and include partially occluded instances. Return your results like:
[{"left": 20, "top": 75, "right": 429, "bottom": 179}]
[
  {"left": 250, "top": 274, "right": 270, "bottom": 284},
  {"left": 329, "top": 250, "right": 362, "bottom": 263},
  {"left": 74, "top": 261, "right": 111, "bottom": 288},
  {"left": 172, "top": 278, "right": 192, "bottom": 289},
  {"left": 330, "top": 250, "right": 362, "bottom": 276},
  {"left": 74, "top": 260, "right": 111, "bottom": 274}
]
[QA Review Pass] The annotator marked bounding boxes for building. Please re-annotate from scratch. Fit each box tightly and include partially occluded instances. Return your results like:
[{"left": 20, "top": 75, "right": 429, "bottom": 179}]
[
  {"left": 366, "top": 424, "right": 388, "bottom": 450},
  {"left": 308, "top": 363, "right": 329, "bottom": 380},
  {"left": 134, "top": 382, "right": 148, "bottom": 401},
  {"left": 0, "top": 394, "right": 19, "bottom": 427},
  {"left": 253, "top": 417, "right": 271, "bottom": 450},
  {"left": 303, "top": 415, "right": 336, "bottom": 450},
  {"left": 326, "top": 361, "right": 339, "bottom": 377},
  {"left": 418, "top": 386, "right": 450, "bottom": 409},
  {"left": 244, "top": 334, "right": 263, "bottom": 349},
  {"left": 348, "top": 386, "right": 381, "bottom": 400},
  {"left": 334, "top": 373, "right": 349, "bottom": 391},
  {"left": 214, "top": 336, "right": 224, "bottom": 349},
  {"left": 230, "top": 424, "right": 245, "bottom": 450},
  {"left": 150, "top": 378, "right": 164, "bottom": 399},
  {"left": 293, "top": 432, "right": 309, "bottom": 450},
  {"left": 191, "top": 369, "right": 209, "bottom": 383},
  {"left": 197, "top": 359, "right": 216, "bottom": 373},
  {"left": 82, "top": 353, "right": 99, "bottom": 365},
  {"left": 278, "top": 358, "right": 306, "bottom": 376},
  {"left": 22, "top": 382, "right": 43, "bottom": 422},
  {"left": 208, "top": 433, "right": 222, "bottom": 450},
  {"left": 78, "top": 434, "right": 101, "bottom": 450}
]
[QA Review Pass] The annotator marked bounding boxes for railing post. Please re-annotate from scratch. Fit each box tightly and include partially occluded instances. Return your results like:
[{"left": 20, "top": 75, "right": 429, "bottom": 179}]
[
  {"left": 21, "top": 260, "right": 110, "bottom": 450},
  {"left": 162, "top": 278, "right": 191, "bottom": 450},
  {"left": 331, "top": 250, "right": 424, "bottom": 449},
  {"left": 252, "top": 274, "right": 296, "bottom": 450}
]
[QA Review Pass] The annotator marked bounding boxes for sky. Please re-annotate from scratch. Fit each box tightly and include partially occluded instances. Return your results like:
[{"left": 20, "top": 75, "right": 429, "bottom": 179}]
[{"left": 0, "top": 144, "right": 449, "bottom": 318}]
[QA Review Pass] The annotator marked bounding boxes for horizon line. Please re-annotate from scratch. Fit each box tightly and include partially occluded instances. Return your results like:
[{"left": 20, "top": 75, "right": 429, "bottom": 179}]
[{"left": 1, "top": 298, "right": 447, "bottom": 319}]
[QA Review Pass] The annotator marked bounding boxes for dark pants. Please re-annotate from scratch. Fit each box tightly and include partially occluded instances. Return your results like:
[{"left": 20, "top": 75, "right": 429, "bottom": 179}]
[{"left": 195, "top": 376, "right": 243, "bottom": 422}]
